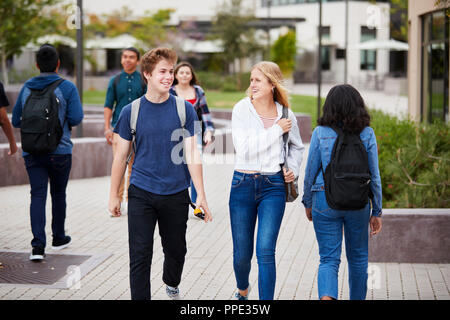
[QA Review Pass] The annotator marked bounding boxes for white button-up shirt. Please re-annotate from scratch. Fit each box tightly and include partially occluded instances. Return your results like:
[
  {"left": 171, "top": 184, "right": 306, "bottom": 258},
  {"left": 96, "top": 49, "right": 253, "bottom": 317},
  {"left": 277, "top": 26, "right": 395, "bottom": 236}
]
[{"left": 232, "top": 97, "right": 305, "bottom": 177}]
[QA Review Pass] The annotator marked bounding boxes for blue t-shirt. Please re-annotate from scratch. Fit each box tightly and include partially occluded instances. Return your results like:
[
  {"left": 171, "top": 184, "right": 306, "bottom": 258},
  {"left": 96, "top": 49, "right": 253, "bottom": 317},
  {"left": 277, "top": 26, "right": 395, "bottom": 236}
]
[{"left": 114, "top": 94, "right": 199, "bottom": 195}]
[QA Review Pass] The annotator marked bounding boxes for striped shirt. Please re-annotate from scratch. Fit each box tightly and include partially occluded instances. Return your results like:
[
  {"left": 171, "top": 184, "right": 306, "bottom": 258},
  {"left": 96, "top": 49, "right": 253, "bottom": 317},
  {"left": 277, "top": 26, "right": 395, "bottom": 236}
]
[{"left": 259, "top": 115, "right": 277, "bottom": 129}]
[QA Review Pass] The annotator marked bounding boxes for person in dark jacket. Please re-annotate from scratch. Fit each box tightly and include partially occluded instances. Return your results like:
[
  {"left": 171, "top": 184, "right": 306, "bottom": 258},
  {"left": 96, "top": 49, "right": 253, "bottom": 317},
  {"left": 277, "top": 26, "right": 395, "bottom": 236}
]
[{"left": 12, "top": 44, "right": 84, "bottom": 261}]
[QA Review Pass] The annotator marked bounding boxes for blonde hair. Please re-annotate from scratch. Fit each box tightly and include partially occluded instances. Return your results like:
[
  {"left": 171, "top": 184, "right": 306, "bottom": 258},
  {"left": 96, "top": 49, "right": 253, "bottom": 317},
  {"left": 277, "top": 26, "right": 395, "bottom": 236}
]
[{"left": 246, "top": 61, "right": 290, "bottom": 108}]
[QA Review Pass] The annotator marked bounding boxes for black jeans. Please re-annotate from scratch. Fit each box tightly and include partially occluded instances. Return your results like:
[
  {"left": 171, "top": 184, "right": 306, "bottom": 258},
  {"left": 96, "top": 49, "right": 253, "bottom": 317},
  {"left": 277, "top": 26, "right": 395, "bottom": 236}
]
[
  {"left": 127, "top": 184, "right": 190, "bottom": 300},
  {"left": 24, "top": 154, "right": 72, "bottom": 249}
]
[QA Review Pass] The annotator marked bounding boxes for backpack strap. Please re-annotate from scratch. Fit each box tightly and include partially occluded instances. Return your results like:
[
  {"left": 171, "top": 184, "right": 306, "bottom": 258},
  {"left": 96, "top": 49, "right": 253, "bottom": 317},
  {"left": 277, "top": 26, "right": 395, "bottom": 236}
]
[
  {"left": 46, "top": 78, "right": 65, "bottom": 93},
  {"left": 47, "top": 79, "right": 67, "bottom": 129},
  {"left": 281, "top": 106, "right": 289, "bottom": 170},
  {"left": 175, "top": 96, "right": 186, "bottom": 129},
  {"left": 127, "top": 98, "right": 141, "bottom": 164}
]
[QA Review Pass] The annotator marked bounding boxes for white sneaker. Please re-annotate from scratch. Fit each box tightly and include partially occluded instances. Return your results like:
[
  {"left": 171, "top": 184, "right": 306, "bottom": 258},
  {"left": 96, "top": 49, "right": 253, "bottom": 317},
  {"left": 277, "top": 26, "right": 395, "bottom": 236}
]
[{"left": 166, "top": 285, "right": 181, "bottom": 300}]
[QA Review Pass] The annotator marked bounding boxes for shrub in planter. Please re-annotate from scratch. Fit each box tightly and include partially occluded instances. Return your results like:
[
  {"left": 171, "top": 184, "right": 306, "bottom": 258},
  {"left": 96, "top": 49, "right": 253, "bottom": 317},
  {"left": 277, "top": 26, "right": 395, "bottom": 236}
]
[{"left": 371, "top": 111, "right": 449, "bottom": 208}]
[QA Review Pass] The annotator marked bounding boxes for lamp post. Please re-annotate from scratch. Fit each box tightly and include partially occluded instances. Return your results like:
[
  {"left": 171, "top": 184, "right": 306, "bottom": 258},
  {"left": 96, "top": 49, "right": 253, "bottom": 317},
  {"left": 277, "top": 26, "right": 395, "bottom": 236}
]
[
  {"left": 76, "top": 0, "right": 84, "bottom": 137},
  {"left": 267, "top": 0, "right": 272, "bottom": 60},
  {"left": 344, "top": 0, "right": 349, "bottom": 83},
  {"left": 317, "top": 0, "right": 322, "bottom": 119}
]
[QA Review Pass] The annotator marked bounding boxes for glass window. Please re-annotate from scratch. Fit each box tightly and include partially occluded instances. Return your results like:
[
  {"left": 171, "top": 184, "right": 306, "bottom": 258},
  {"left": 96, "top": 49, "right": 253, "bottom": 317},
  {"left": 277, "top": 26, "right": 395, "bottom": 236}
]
[
  {"left": 321, "top": 46, "right": 330, "bottom": 70},
  {"left": 360, "top": 26, "right": 377, "bottom": 70},
  {"left": 431, "top": 10, "right": 445, "bottom": 41},
  {"left": 319, "top": 26, "right": 331, "bottom": 70},
  {"left": 421, "top": 10, "right": 449, "bottom": 123}
]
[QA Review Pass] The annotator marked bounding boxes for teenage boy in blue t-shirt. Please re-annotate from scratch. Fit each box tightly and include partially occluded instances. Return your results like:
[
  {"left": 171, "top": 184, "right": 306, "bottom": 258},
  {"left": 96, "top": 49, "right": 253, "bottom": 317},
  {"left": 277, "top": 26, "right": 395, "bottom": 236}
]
[{"left": 108, "top": 47, "right": 212, "bottom": 300}]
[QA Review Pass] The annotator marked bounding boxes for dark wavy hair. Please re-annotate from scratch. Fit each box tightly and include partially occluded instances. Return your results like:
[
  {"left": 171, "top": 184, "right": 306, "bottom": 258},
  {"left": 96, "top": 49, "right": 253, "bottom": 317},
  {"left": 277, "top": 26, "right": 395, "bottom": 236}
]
[
  {"left": 173, "top": 61, "right": 199, "bottom": 86},
  {"left": 317, "top": 84, "right": 370, "bottom": 134}
]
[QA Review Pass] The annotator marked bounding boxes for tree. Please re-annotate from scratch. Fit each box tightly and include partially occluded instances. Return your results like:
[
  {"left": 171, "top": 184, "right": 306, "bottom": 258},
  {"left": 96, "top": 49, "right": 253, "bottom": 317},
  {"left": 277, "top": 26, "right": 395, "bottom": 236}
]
[
  {"left": 271, "top": 30, "right": 297, "bottom": 75},
  {"left": 211, "top": 0, "right": 261, "bottom": 76},
  {"left": 132, "top": 9, "right": 175, "bottom": 49},
  {"left": 84, "top": 7, "right": 174, "bottom": 51},
  {"left": 0, "top": 0, "right": 60, "bottom": 85},
  {"left": 390, "top": 0, "right": 408, "bottom": 42}
]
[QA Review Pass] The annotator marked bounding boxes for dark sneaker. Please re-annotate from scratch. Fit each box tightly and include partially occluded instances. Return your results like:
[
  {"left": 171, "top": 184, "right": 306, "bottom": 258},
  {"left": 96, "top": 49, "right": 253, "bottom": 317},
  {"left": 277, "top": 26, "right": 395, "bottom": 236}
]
[
  {"left": 29, "top": 247, "right": 45, "bottom": 261},
  {"left": 52, "top": 236, "right": 71, "bottom": 250},
  {"left": 234, "top": 292, "right": 249, "bottom": 300},
  {"left": 234, "top": 284, "right": 251, "bottom": 300}
]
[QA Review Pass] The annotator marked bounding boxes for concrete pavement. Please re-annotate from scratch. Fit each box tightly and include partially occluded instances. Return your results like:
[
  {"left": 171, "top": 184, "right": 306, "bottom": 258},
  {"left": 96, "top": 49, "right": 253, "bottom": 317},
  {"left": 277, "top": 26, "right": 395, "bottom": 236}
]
[{"left": 0, "top": 151, "right": 449, "bottom": 300}]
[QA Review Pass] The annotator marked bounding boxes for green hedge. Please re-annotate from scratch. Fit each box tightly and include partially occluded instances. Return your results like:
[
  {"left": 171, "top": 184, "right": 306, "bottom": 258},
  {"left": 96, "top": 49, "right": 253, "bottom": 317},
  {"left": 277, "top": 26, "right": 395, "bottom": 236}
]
[
  {"left": 196, "top": 72, "right": 250, "bottom": 92},
  {"left": 371, "top": 111, "right": 449, "bottom": 208}
]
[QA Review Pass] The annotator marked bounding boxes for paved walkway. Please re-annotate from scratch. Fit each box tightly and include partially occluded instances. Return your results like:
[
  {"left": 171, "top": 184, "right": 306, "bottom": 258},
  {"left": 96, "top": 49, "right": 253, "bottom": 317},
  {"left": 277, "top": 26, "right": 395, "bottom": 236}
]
[{"left": 0, "top": 149, "right": 449, "bottom": 300}]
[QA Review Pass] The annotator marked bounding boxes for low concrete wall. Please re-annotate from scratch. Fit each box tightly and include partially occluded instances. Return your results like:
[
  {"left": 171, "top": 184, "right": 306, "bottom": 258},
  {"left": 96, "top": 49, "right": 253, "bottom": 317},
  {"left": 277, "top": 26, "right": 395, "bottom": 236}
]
[
  {"left": 369, "top": 209, "right": 450, "bottom": 263},
  {"left": 0, "top": 115, "right": 105, "bottom": 144},
  {"left": 0, "top": 138, "right": 112, "bottom": 187},
  {"left": 0, "top": 105, "right": 311, "bottom": 187}
]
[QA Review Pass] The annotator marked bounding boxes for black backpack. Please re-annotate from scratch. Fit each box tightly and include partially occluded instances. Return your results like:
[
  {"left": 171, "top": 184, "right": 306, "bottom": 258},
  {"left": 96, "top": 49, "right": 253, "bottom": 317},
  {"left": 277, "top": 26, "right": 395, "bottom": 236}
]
[
  {"left": 323, "top": 126, "right": 372, "bottom": 210},
  {"left": 20, "top": 79, "right": 65, "bottom": 155}
]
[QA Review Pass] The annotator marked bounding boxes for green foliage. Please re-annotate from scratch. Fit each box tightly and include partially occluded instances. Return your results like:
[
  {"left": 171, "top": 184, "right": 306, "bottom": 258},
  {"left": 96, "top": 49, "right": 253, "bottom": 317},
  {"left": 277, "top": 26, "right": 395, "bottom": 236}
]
[
  {"left": 0, "top": 0, "right": 61, "bottom": 84},
  {"left": 131, "top": 9, "right": 175, "bottom": 49},
  {"left": 196, "top": 71, "right": 250, "bottom": 92},
  {"left": 371, "top": 111, "right": 450, "bottom": 208},
  {"left": 210, "top": 0, "right": 261, "bottom": 74},
  {"left": 271, "top": 30, "right": 297, "bottom": 74},
  {"left": 390, "top": 0, "right": 408, "bottom": 41},
  {"left": 85, "top": 8, "right": 174, "bottom": 50}
]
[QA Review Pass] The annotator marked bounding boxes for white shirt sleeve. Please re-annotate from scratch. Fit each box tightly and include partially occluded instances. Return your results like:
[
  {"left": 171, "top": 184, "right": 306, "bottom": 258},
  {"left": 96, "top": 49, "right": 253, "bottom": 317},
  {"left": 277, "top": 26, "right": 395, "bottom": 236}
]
[{"left": 285, "top": 110, "right": 305, "bottom": 178}]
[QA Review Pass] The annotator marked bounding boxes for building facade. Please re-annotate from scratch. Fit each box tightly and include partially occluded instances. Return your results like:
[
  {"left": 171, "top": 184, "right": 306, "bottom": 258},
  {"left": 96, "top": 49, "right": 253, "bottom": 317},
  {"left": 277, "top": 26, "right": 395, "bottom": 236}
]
[
  {"left": 408, "top": 0, "right": 449, "bottom": 123},
  {"left": 256, "top": 0, "right": 391, "bottom": 86}
]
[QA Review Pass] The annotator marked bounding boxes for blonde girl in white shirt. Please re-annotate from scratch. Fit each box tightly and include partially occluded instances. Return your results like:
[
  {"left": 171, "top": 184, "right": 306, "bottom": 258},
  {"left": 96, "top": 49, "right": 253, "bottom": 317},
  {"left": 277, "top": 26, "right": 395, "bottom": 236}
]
[{"left": 229, "top": 61, "right": 304, "bottom": 300}]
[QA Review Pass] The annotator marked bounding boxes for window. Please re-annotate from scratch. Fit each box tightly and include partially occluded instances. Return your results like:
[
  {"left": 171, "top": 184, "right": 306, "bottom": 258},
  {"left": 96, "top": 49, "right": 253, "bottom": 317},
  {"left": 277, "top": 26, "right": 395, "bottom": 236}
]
[
  {"left": 421, "top": 10, "right": 449, "bottom": 123},
  {"left": 336, "top": 49, "right": 346, "bottom": 59},
  {"left": 360, "top": 26, "right": 377, "bottom": 70},
  {"left": 320, "top": 26, "right": 331, "bottom": 70},
  {"left": 261, "top": 0, "right": 388, "bottom": 7}
]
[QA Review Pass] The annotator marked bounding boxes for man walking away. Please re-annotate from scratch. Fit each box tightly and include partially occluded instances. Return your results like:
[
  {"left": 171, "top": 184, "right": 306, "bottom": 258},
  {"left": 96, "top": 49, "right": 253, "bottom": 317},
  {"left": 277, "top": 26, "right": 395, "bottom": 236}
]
[{"left": 12, "top": 44, "right": 84, "bottom": 261}]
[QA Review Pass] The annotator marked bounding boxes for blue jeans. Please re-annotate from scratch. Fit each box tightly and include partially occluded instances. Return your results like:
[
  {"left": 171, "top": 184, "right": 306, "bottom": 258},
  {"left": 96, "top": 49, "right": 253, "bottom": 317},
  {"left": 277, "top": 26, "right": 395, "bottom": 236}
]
[
  {"left": 312, "top": 191, "right": 371, "bottom": 300},
  {"left": 24, "top": 154, "right": 72, "bottom": 249},
  {"left": 229, "top": 170, "right": 286, "bottom": 300}
]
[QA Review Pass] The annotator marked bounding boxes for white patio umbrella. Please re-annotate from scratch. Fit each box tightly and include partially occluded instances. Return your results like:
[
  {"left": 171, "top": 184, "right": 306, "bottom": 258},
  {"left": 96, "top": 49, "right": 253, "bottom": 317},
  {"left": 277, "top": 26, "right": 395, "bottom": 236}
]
[
  {"left": 85, "top": 34, "right": 148, "bottom": 50},
  {"left": 352, "top": 39, "right": 409, "bottom": 51},
  {"left": 25, "top": 34, "right": 77, "bottom": 49}
]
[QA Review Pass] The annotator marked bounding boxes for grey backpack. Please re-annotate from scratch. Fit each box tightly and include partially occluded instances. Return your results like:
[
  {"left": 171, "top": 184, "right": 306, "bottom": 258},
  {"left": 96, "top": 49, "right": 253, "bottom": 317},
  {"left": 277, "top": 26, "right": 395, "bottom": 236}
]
[{"left": 127, "top": 96, "right": 186, "bottom": 164}]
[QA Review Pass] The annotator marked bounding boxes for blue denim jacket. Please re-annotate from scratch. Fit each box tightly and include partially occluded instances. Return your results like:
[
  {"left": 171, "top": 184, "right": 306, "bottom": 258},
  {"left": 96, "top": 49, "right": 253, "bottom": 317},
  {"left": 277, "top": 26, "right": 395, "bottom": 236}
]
[{"left": 301, "top": 126, "right": 382, "bottom": 217}]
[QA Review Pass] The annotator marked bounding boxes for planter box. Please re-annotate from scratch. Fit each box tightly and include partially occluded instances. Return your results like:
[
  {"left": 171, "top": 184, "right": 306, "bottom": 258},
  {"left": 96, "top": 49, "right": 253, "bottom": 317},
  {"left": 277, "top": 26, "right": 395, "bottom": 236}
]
[
  {"left": 0, "top": 138, "right": 113, "bottom": 187},
  {"left": 369, "top": 209, "right": 450, "bottom": 263}
]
